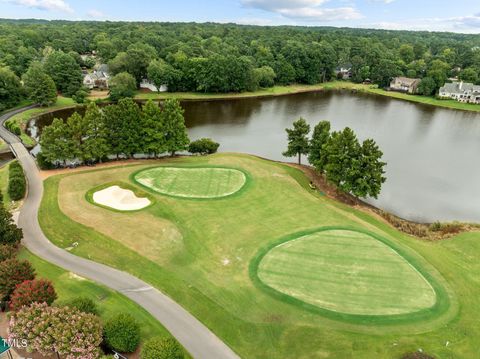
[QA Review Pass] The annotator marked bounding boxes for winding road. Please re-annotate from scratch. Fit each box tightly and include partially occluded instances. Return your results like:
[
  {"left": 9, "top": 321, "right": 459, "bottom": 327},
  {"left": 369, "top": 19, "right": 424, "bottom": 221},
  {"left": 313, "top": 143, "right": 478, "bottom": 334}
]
[{"left": 0, "top": 106, "right": 240, "bottom": 359}]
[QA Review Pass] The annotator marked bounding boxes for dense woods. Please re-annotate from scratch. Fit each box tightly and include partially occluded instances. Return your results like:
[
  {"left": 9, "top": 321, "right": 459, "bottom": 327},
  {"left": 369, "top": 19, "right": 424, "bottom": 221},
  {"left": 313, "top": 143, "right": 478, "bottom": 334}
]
[{"left": 2, "top": 20, "right": 480, "bottom": 108}]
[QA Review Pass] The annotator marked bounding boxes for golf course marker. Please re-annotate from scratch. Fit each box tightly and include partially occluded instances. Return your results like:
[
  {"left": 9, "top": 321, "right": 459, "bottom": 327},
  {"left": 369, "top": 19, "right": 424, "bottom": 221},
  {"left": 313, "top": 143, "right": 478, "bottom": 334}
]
[{"left": 133, "top": 166, "right": 247, "bottom": 199}]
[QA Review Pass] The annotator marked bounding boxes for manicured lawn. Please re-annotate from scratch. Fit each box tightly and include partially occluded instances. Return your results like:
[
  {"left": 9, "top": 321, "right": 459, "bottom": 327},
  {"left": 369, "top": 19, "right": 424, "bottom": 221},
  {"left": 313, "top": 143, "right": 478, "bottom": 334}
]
[
  {"left": 256, "top": 229, "right": 437, "bottom": 316},
  {"left": 133, "top": 166, "right": 247, "bottom": 199},
  {"left": 18, "top": 249, "right": 170, "bottom": 340},
  {"left": 38, "top": 153, "right": 480, "bottom": 358}
]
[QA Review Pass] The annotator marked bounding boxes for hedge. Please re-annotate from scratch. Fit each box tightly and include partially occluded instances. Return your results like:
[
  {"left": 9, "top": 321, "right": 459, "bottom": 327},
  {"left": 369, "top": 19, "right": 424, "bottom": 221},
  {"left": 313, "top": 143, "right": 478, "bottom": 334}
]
[{"left": 7, "top": 161, "right": 26, "bottom": 201}]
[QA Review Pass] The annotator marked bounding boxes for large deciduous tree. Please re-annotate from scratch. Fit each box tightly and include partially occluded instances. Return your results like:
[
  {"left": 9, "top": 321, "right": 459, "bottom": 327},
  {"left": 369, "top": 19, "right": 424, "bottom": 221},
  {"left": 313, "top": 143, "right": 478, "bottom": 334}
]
[
  {"left": 283, "top": 118, "right": 311, "bottom": 165},
  {"left": 22, "top": 62, "right": 57, "bottom": 106},
  {"left": 43, "top": 51, "right": 83, "bottom": 97},
  {"left": 109, "top": 72, "right": 137, "bottom": 101},
  {"left": 147, "top": 59, "right": 181, "bottom": 92},
  {"left": 0, "top": 67, "right": 23, "bottom": 112},
  {"left": 40, "top": 118, "right": 74, "bottom": 164}
]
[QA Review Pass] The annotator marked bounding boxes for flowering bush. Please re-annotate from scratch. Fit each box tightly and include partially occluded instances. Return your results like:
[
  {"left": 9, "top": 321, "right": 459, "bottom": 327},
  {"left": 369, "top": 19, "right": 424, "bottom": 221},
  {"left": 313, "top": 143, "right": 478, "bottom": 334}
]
[
  {"left": 9, "top": 302, "right": 103, "bottom": 359},
  {"left": 0, "top": 258, "right": 35, "bottom": 301},
  {"left": 10, "top": 279, "right": 57, "bottom": 311}
]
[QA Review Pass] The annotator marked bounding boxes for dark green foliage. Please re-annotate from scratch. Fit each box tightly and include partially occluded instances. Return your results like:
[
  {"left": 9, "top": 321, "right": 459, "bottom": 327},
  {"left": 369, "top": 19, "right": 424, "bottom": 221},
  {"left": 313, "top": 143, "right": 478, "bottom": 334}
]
[
  {"left": 22, "top": 62, "right": 57, "bottom": 106},
  {"left": 162, "top": 99, "right": 190, "bottom": 156},
  {"left": 103, "top": 313, "right": 141, "bottom": 353},
  {"left": 44, "top": 51, "right": 83, "bottom": 97},
  {"left": 72, "top": 87, "right": 89, "bottom": 104},
  {"left": 36, "top": 152, "right": 54, "bottom": 170},
  {"left": 39, "top": 118, "right": 73, "bottom": 164},
  {"left": 141, "top": 100, "right": 166, "bottom": 156},
  {"left": 417, "top": 77, "right": 437, "bottom": 96},
  {"left": 109, "top": 72, "right": 137, "bottom": 101},
  {"left": 0, "top": 244, "right": 17, "bottom": 262},
  {"left": 188, "top": 138, "right": 220, "bottom": 155},
  {"left": 4, "top": 120, "right": 21, "bottom": 136},
  {"left": 253, "top": 66, "right": 276, "bottom": 88},
  {"left": 147, "top": 59, "right": 181, "bottom": 92},
  {"left": 8, "top": 161, "right": 26, "bottom": 201},
  {"left": 141, "top": 337, "right": 184, "bottom": 359},
  {"left": 0, "top": 258, "right": 35, "bottom": 301},
  {"left": 60, "top": 296, "right": 99, "bottom": 315},
  {"left": 0, "top": 205, "right": 23, "bottom": 246},
  {"left": 308, "top": 121, "right": 331, "bottom": 173},
  {"left": 283, "top": 118, "right": 310, "bottom": 165},
  {"left": 0, "top": 67, "right": 23, "bottom": 112}
]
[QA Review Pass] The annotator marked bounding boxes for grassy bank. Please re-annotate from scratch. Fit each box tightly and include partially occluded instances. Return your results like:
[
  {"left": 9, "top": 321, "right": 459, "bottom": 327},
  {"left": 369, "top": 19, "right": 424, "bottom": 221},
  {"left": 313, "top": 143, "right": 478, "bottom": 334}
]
[
  {"left": 37, "top": 153, "right": 480, "bottom": 358},
  {"left": 6, "top": 97, "right": 76, "bottom": 146},
  {"left": 135, "top": 81, "right": 480, "bottom": 112}
]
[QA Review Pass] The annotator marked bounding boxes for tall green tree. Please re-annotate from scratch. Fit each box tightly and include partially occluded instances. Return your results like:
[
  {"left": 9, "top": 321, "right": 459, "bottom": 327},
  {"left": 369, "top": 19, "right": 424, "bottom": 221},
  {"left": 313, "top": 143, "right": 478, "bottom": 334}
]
[
  {"left": 83, "top": 103, "right": 109, "bottom": 162},
  {"left": 353, "top": 139, "right": 386, "bottom": 199},
  {"left": 141, "top": 100, "right": 166, "bottom": 156},
  {"left": 0, "top": 205, "right": 22, "bottom": 246},
  {"left": 114, "top": 98, "right": 143, "bottom": 158},
  {"left": 323, "top": 127, "right": 361, "bottom": 194},
  {"left": 109, "top": 72, "right": 137, "bottom": 101},
  {"left": 283, "top": 118, "right": 310, "bottom": 165},
  {"left": 44, "top": 51, "right": 82, "bottom": 96},
  {"left": 308, "top": 121, "right": 331, "bottom": 173},
  {"left": 0, "top": 67, "right": 23, "bottom": 112},
  {"left": 22, "top": 62, "right": 57, "bottom": 106},
  {"left": 40, "top": 118, "right": 73, "bottom": 164},
  {"left": 417, "top": 77, "right": 437, "bottom": 96},
  {"left": 162, "top": 99, "right": 189, "bottom": 156},
  {"left": 147, "top": 59, "right": 180, "bottom": 92}
]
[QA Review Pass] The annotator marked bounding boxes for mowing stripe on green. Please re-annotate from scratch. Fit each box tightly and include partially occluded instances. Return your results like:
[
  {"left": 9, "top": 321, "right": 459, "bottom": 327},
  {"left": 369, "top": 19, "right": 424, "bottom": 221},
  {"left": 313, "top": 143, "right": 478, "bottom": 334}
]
[
  {"left": 257, "top": 229, "right": 437, "bottom": 316},
  {"left": 133, "top": 167, "right": 247, "bottom": 199}
]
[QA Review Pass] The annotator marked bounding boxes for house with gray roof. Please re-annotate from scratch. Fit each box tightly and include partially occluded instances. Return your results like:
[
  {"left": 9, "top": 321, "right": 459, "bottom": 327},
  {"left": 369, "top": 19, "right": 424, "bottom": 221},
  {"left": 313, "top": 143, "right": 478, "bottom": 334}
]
[
  {"left": 389, "top": 77, "right": 421, "bottom": 94},
  {"left": 439, "top": 81, "right": 480, "bottom": 104}
]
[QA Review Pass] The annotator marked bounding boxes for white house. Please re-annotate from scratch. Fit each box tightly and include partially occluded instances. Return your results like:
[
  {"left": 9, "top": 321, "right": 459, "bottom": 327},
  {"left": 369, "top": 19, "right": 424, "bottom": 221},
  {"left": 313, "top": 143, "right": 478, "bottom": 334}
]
[
  {"left": 439, "top": 81, "right": 480, "bottom": 104},
  {"left": 140, "top": 79, "right": 168, "bottom": 92},
  {"left": 83, "top": 65, "right": 109, "bottom": 90}
]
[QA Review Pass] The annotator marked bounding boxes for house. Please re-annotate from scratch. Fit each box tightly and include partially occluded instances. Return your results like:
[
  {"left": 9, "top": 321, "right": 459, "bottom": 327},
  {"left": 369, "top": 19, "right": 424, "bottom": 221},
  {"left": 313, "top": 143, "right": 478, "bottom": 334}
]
[
  {"left": 439, "top": 81, "right": 480, "bottom": 104},
  {"left": 389, "top": 77, "right": 421, "bottom": 94},
  {"left": 140, "top": 79, "right": 168, "bottom": 92},
  {"left": 83, "top": 64, "right": 109, "bottom": 90},
  {"left": 335, "top": 64, "right": 352, "bottom": 80}
]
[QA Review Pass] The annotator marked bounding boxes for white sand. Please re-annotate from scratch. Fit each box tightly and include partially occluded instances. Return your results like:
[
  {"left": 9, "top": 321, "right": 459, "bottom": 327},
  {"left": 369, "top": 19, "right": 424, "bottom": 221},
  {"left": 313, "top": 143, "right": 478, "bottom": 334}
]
[{"left": 93, "top": 185, "right": 150, "bottom": 211}]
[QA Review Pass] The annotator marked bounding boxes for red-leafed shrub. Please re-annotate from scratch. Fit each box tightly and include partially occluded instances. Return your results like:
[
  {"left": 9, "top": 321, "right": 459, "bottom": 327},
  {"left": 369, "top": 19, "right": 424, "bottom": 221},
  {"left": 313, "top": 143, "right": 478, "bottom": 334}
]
[
  {"left": 10, "top": 279, "right": 57, "bottom": 311},
  {"left": 0, "top": 259, "right": 35, "bottom": 301}
]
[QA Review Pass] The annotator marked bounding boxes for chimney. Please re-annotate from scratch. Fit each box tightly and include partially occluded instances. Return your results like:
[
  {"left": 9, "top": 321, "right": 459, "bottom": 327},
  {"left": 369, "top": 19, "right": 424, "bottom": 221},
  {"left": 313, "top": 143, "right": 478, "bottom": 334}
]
[{"left": 459, "top": 81, "right": 463, "bottom": 90}]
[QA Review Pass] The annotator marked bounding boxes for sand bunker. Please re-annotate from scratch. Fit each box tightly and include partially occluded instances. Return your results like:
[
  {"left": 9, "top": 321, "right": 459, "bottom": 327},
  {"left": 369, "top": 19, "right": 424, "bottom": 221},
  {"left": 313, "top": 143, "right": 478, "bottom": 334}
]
[{"left": 93, "top": 185, "right": 150, "bottom": 211}]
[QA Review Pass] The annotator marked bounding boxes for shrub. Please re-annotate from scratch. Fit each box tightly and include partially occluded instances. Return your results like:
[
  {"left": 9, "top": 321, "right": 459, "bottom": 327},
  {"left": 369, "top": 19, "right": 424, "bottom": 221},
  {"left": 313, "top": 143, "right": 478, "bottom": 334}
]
[
  {"left": 0, "top": 259, "right": 35, "bottom": 301},
  {"left": 103, "top": 313, "right": 141, "bottom": 353},
  {"left": 0, "top": 205, "right": 23, "bottom": 245},
  {"left": 9, "top": 302, "right": 103, "bottom": 358},
  {"left": 7, "top": 161, "right": 26, "bottom": 201},
  {"left": 10, "top": 279, "right": 57, "bottom": 311},
  {"left": 188, "top": 138, "right": 220, "bottom": 155},
  {"left": 36, "top": 152, "right": 54, "bottom": 170},
  {"left": 0, "top": 244, "right": 17, "bottom": 262},
  {"left": 141, "top": 337, "right": 184, "bottom": 359},
  {"left": 60, "top": 296, "right": 98, "bottom": 315}
]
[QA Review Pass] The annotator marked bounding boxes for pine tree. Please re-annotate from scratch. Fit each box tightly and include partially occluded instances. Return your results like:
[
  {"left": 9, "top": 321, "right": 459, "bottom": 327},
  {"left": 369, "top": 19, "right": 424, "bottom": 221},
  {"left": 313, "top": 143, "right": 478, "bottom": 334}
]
[
  {"left": 352, "top": 139, "right": 386, "bottom": 199},
  {"left": 142, "top": 100, "right": 166, "bottom": 157},
  {"left": 308, "top": 121, "right": 331, "bottom": 173},
  {"left": 0, "top": 205, "right": 22, "bottom": 246},
  {"left": 83, "top": 103, "right": 109, "bottom": 162},
  {"left": 282, "top": 118, "right": 310, "bottom": 165},
  {"left": 162, "top": 99, "right": 189, "bottom": 156}
]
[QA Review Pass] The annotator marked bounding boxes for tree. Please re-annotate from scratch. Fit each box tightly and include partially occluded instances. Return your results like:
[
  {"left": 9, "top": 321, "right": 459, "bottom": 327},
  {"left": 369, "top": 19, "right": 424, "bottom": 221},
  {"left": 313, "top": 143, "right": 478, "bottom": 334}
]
[
  {"left": 44, "top": 51, "right": 83, "bottom": 96},
  {"left": 103, "top": 313, "right": 141, "bottom": 353},
  {"left": 459, "top": 67, "right": 479, "bottom": 83},
  {"left": 371, "top": 59, "right": 401, "bottom": 88},
  {"left": 162, "top": 99, "right": 190, "bottom": 156},
  {"left": 0, "top": 205, "right": 23, "bottom": 246},
  {"left": 427, "top": 60, "right": 450, "bottom": 89},
  {"left": 40, "top": 118, "right": 74, "bottom": 164},
  {"left": 83, "top": 102, "right": 109, "bottom": 162},
  {"left": 253, "top": 66, "right": 276, "bottom": 88},
  {"left": 22, "top": 62, "right": 57, "bottom": 106},
  {"left": 10, "top": 279, "right": 57, "bottom": 311},
  {"left": 141, "top": 100, "right": 166, "bottom": 156},
  {"left": 283, "top": 118, "right": 310, "bottom": 165},
  {"left": 323, "top": 127, "right": 361, "bottom": 194},
  {"left": 109, "top": 72, "right": 137, "bottom": 101},
  {"left": 8, "top": 161, "right": 26, "bottom": 201},
  {"left": 72, "top": 87, "right": 89, "bottom": 104},
  {"left": 0, "top": 67, "right": 23, "bottom": 112},
  {"left": 188, "top": 138, "right": 220, "bottom": 155},
  {"left": 141, "top": 337, "right": 184, "bottom": 359},
  {"left": 0, "top": 259, "right": 35, "bottom": 301},
  {"left": 308, "top": 121, "right": 331, "bottom": 173},
  {"left": 9, "top": 302, "right": 103, "bottom": 358},
  {"left": 114, "top": 98, "right": 143, "bottom": 157},
  {"left": 0, "top": 244, "right": 17, "bottom": 262},
  {"left": 399, "top": 44, "right": 415, "bottom": 64},
  {"left": 417, "top": 77, "right": 437, "bottom": 96},
  {"left": 147, "top": 59, "right": 181, "bottom": 92},
  {"left": 352, "top": 139, "right": 386, "bottom": 199}
]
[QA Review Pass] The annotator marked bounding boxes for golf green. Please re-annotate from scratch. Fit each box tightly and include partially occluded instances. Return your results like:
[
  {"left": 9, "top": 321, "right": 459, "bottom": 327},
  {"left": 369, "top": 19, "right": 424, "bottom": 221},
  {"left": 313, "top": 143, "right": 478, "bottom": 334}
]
[
  {"left": 256, "top": 229, "right": 437, "bottom": 316},
  {"left": 133, "top": 166, "right": 247, "bottom": 199}
]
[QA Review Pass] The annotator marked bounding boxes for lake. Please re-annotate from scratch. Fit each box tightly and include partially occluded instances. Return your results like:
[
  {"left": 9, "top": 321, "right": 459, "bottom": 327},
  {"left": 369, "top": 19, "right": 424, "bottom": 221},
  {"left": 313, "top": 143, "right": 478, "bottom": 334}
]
[{"left": 31, "top": 90, "right": 480, "bottom": 223}]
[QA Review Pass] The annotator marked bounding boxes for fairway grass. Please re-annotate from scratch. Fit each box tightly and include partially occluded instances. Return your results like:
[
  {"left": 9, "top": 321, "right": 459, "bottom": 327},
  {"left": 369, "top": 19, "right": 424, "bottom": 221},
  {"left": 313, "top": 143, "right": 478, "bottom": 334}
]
[
  {"left": 133, "top": 166, "right": 247, "bottom": 199},
  {"left": 39, "top": 154, "right": 476, "bottom": 358},
  {"left": 256, "top": 229, "right": 436, "bottom": 317}
]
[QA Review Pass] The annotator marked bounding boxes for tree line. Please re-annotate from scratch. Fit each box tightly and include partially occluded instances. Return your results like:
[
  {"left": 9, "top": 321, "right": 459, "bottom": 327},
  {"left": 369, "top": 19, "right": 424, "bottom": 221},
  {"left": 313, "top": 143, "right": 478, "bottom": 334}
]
[
  {"left": 283, "top": 119, "right": 386, "bottom": 199},
  {"left": 40, "top": 99, "right": 195, "bottom": 165},
  {"left": 2, "top": 20, "right": 480, "bottom": 110}
]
